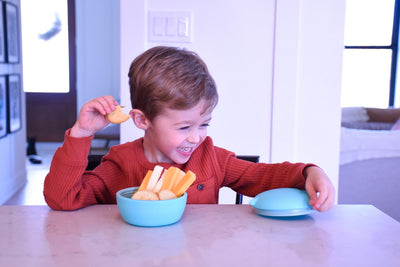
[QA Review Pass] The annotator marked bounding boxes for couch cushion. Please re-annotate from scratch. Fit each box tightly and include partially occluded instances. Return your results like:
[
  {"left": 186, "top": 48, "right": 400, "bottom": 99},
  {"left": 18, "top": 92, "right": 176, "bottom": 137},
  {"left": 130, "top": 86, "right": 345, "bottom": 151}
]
[
  {"left": 366, "top": 108, "right": 400, "bottom": 123},
  {"left": 341, "top": 121, "right": 394, "bottom": 130},
  {"left": 341, "top": 107, "right": 369, "bottom": 123}
]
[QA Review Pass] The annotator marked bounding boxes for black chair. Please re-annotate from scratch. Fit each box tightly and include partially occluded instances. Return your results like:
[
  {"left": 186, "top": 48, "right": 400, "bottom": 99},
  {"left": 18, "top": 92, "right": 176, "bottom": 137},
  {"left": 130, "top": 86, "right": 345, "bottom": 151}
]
[
  {"left": 86, "top": 154, "right": 260, "bottom": 205},
  {"left": 235, "top": 155, "right": 260, "bottom": 204},
  {"left": 91, "top": 124, "right": 120, "bottom": 151},
  {"left": 86, "top": 154, "right": 104, "bottom": 170}
]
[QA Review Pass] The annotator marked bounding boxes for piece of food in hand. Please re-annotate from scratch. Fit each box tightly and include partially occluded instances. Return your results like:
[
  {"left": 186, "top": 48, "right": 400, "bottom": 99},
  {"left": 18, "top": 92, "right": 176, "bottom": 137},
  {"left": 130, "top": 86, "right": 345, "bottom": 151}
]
[
  {"left": 107, "top": 105, "right": 130, "bottom": 124},
  {"left": 158, "top": 189, "right": 177, "bottom": 200},
  {"left": 131, "top": 190, "right": 159, "bottom": 200},
  {"left": 172, "top": 171, "right": 196, "bottom": 197}
]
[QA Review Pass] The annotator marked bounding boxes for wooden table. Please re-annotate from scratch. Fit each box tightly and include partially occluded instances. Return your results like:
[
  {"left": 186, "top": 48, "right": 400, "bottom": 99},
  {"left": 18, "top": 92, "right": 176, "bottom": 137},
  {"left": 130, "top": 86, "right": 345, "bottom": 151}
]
[{"left": 0, "top": 204, "right": 399, "bottom": 266}]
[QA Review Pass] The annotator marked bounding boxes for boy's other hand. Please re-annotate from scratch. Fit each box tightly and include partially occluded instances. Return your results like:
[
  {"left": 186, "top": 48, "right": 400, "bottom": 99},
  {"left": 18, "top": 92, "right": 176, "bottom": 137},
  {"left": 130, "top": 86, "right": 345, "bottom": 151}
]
[
  {"left": 70, "top": 96, "right": 118, "bottom": 138},
  {"left": 304, "top": 166, "right": 335, "bottom": 212}
]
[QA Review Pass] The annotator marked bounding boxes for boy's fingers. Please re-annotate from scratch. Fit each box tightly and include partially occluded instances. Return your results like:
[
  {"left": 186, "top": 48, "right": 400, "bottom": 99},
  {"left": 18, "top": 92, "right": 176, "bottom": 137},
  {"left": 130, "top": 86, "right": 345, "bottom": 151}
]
[
  {"left": 103, "top": 96, "right": 120, "bottom": 113},
  {"left": 314, "top": 186, "right": 335, "bottom": 212},
  {"left": 320, "top": 187, "right": 335, "bottom": 212},
  {"left": 306, "top": 183, "right": 326, "bottom": 211},
  {"left": 307, "top": 189, "right": 317, "bottom": 206},
  {"left": 88, "top": 96, "right": 117, "bottom": 115},
  {"left": 313, "top": 189, "right": 326, "bottom": 211}
]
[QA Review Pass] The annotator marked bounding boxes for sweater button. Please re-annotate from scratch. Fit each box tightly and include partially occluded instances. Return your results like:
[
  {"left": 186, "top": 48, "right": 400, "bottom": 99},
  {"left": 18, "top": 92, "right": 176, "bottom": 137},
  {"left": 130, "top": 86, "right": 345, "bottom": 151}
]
[{"left": 197, "top": 184, "right": 204, "bottom": 191}]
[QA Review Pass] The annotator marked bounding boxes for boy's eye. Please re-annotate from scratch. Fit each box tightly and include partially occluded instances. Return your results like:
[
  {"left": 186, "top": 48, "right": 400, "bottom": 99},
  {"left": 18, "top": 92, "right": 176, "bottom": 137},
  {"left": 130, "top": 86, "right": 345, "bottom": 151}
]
[{"left": 178, "top": 122, "right": 210, "bottom": 130}]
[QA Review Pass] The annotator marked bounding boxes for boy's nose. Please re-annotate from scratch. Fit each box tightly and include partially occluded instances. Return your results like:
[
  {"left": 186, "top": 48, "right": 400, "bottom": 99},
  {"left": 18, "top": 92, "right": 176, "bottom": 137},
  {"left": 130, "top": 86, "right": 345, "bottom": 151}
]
[{"left": 187, "top": 130, "right": 200, "bottom": 144}]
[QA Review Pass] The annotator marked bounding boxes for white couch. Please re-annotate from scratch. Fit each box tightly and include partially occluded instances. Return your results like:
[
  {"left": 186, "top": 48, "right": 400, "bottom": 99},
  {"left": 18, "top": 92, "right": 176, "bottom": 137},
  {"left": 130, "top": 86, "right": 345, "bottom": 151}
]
[{"left": 339, "top": 107, "right": 400, "bottom": 222}]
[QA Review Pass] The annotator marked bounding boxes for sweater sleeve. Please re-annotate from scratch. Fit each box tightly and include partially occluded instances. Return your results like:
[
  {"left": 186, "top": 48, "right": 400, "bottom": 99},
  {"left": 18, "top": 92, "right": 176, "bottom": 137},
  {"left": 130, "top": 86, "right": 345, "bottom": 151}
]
[
  {"left": 217, "top": 148, "right": 310, "bottom": 197},
  {"left": 43, "top": 130, "right": 119, "bottom": 210}
]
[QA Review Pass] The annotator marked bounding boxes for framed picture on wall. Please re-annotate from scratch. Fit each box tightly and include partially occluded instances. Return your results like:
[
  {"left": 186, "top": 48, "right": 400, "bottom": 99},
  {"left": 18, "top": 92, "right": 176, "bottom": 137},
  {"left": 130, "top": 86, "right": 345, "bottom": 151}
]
[
  {"left": 0, "top": 76, "right": 6, "bottom": 138},
  {"left": 4, "top": 2, "right": 19, "bottom": 63},
  {"left": 7, "top": 74, "right": 21, "bottom": 133},
  {"left": 0, "top": 1, "right": 5, "bottom": 63}
]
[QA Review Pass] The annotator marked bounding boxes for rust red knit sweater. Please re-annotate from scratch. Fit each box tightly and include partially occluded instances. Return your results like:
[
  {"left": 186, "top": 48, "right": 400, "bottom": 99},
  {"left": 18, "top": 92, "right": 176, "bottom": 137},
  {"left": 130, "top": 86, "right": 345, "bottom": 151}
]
[{"left": 44, "top": 130, "right": 308, "bottom": 210}]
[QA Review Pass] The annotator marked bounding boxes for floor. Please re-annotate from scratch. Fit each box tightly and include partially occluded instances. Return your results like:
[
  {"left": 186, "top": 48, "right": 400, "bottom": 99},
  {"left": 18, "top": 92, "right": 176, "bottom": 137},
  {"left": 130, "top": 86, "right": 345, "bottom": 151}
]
[
  {"left": 4, "top": 142, "right": 59, "bottom": 205},
  {"left": 4, "top": 140, "right": 114, "bottom": 205}
]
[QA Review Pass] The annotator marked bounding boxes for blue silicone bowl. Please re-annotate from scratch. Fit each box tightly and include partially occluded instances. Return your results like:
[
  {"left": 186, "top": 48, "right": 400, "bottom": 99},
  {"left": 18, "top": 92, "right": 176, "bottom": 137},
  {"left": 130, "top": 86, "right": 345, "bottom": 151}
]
[{"left": 116, "top": 187, "right": 187, "bottom": 227}]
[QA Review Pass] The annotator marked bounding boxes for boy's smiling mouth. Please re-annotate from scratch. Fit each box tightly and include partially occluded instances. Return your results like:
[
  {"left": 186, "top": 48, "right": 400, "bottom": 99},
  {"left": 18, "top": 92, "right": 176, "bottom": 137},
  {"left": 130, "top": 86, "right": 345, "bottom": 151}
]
[{"left": 177, "top": 146, "right": 195, "bottom": 154}]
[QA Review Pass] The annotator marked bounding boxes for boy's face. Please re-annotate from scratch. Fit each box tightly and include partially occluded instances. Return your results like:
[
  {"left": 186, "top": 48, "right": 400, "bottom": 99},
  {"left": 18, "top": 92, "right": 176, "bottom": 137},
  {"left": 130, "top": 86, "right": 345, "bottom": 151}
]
[{"left": 143, "top": 99, "right": 212, "bottom": 164}]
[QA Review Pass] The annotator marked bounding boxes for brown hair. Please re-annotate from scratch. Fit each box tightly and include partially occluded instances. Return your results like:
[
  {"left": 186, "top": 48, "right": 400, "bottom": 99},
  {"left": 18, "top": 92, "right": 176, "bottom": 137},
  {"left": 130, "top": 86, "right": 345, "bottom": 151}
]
[{"left": 128, "top": 46, "right": 218, "bottom": 121}]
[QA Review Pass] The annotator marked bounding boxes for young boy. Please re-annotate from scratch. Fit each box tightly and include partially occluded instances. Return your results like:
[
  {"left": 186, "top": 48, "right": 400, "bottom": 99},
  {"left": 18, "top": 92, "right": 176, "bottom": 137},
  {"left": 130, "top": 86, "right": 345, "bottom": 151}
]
[{"left": 44, "top": 46, "right": 335, "bottom": 211}]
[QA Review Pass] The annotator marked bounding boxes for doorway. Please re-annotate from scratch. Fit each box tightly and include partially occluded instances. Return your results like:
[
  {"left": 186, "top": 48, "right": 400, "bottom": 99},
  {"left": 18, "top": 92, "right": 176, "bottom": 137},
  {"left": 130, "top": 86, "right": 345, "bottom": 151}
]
[{"left": 23, "top": 0, "right": 76, "bottom": 142}]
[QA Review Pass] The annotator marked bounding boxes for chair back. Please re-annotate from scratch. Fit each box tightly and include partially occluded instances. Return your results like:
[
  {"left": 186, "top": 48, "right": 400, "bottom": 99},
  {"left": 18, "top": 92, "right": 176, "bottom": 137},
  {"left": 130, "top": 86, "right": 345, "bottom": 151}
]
[{"left": 235, "top": 155, "right": 260, "bottom": 204}]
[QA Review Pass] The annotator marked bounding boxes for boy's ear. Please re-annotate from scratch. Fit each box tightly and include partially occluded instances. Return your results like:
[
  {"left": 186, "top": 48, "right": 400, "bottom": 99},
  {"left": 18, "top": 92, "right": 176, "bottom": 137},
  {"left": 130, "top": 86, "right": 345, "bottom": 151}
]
[{"left": 130, "top": 109, "right": 151, "bottom": 130}]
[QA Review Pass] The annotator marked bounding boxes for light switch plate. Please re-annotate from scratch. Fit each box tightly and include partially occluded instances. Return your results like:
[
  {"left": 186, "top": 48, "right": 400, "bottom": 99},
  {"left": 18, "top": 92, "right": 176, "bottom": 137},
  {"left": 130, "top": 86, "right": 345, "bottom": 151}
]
[{"left": 148, "top": 11, "right": 192, "bottom": 43}]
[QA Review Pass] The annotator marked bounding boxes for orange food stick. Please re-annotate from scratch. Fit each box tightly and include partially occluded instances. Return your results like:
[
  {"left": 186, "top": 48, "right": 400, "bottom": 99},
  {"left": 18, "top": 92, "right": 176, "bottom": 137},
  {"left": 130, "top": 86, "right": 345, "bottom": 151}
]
[
  {"left": 172, "top": 171, "right": 196, "bottom": 197},
  {"left": 137, "top": 170, "right": 153, "bottom": 192},
  {"left": 160, "top": 167, "right": 182, "bottom": 191},
  {"left": 172, "top": 170, "right": 186, "bottom": 189}
]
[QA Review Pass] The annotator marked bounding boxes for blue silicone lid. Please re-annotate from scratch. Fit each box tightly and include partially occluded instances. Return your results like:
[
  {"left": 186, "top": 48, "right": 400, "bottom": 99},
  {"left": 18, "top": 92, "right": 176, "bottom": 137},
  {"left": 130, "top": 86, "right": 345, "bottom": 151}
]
[{"left": 249, "top": 188, "right": 314, "bottom": 217}]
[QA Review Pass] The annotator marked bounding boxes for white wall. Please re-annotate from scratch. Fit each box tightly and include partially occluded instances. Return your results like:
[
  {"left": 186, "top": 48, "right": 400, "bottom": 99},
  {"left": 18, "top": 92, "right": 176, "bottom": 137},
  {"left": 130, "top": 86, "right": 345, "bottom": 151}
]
[
  {"left": 76, "top": 0, "right": 120, "bottom": 110},
  {"left": 271, "top": 1, "right": 346, "bottom": 200},
  {"left": 121, "top": 0, "right": 275, "bottom": 161},
  {"left": 120, "top": 0, "right": 278, "bottom": 204},
  {"left": 120, "top": 0, "right": 346, "bottom": 203},
  {"left": 0, "top": 0, "right": 27, "bottom": 204}
]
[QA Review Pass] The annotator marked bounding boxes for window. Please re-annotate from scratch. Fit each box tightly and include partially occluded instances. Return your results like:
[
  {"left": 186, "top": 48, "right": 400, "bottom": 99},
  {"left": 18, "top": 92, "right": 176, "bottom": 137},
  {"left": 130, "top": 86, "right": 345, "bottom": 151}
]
[
  {"left": 341, "top": 0, "right": 399, "bottom": 108},
  {"left": 21, "top": 0, "right": 70, "bottom": 93}
]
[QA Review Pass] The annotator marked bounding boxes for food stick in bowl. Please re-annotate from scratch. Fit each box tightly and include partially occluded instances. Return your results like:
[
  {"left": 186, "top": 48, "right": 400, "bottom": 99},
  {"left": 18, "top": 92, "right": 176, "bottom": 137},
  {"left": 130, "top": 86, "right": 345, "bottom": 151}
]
[
  {"left": 131, "top": 166, "right": 195, "bottom": 200},
  {"left": 160, "top": 167, "right": 182, "bottom": 191},
  {"left": 172, "top": 170, "right": 186, "bottom": 189},
  {"left": 153, "top": 171, "right": 166, "bottom": 193},
  {"left": 137, "top": 170, "right": 153, "bottom": 192},
  {"left": 146, "top": 165, "right": 164, "bottom": 191},
  {"left": 172, "top": 171, "right": 196, "bottom": 197}
]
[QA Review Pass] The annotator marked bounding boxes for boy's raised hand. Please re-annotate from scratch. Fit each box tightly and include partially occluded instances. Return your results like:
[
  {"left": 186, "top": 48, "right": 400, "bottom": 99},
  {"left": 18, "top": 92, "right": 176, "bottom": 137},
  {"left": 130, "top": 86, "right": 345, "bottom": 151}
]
[
  {"left": 70, "top": 96, "right": 119, "bottom": 138},
  {"left": 304, "top": 166, "right": 335, "bottom": 212}
]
